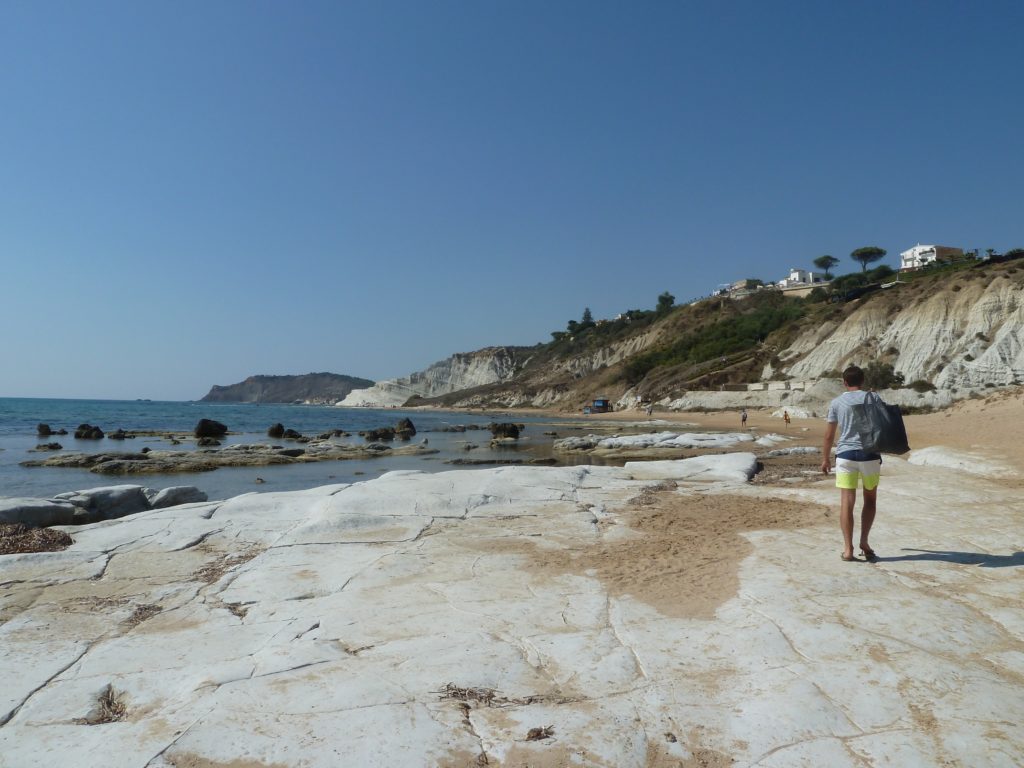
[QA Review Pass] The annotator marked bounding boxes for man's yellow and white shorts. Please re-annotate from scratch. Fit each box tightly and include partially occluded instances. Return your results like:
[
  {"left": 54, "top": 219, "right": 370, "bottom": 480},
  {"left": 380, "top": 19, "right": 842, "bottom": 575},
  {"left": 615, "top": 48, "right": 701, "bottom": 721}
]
[{"left": 835, "top": 455, "right": 881, "bottom": 490}]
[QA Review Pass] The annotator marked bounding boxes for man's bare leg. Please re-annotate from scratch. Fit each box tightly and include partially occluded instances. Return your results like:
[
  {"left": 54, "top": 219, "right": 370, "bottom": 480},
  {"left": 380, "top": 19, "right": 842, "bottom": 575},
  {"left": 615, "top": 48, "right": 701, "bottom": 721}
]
[
  {"left": 840, "top": 488, "right": 857, "bottom": 559},
  {"left": 860, "top": 487, "right": 877, "bottom": 554}
]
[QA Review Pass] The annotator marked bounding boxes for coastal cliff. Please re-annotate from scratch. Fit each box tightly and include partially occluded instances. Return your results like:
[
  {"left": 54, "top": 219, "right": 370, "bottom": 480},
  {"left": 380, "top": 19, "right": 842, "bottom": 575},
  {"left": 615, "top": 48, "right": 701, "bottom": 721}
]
[
  {"left": 203, "top": 262, "right": 1023, "bottom": 412},
  {"left": 339, "top": 347, "right": 525, "bottom": 407},
  {"left": 385, "top": 259, "right": 1024, "bottom": 411},
  {"left": 776, "top": 273, "right": 1024, "bottom": 390},
  {"left": 200, "top": 373, "right": 374, "bottom": 404}
]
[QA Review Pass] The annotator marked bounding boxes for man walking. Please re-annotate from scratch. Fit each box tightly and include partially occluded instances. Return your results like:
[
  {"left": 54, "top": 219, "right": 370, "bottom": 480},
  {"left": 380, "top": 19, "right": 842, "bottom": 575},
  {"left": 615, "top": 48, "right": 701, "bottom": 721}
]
[{"left": 821, "top": 365, "right": 881, "bottom": 562}]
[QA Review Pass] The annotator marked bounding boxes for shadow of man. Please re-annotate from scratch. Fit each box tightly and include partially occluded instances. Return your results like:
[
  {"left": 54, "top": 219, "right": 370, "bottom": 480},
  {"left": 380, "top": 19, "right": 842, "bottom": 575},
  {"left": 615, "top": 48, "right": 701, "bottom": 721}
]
[{"left": 882, "top": 549, "right": 1024, "bottom": 568}]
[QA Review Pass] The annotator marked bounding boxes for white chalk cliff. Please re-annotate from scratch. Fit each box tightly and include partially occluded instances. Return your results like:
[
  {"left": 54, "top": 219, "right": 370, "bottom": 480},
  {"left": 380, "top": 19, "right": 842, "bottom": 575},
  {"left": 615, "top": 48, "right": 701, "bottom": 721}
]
[
  {"left": 778, "top": 274, "right": 1024, "bottom": 389},
  {"left": 340, "top": 347, "right": 521, "bottom": 407}
]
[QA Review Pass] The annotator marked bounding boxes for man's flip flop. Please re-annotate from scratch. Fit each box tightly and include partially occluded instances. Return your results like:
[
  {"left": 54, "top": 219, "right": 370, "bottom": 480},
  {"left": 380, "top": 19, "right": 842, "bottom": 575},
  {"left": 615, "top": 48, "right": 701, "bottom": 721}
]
[
  {"left": 841, "top": 553, "right": 857, "bottom": 562},
  {"left": 860, "top": 548, "right": 878, "bottom": 562}
]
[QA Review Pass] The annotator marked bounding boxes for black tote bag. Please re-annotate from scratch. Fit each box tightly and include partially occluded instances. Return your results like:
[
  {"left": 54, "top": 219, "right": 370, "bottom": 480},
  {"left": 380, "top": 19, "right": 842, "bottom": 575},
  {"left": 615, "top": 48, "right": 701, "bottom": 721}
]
[{"left": 852, "top": 391, "right": 911, "bottom": 455}]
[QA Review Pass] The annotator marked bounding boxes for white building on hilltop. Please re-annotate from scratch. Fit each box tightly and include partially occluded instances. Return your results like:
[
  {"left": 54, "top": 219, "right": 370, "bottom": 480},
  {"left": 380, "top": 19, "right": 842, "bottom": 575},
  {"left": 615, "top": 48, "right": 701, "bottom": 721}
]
[
  {"left": 900, "top": 244, "right": 964, "bottom": 271},
  {"left": 777, "top": 268, "right": 828, "bottom": 289}
]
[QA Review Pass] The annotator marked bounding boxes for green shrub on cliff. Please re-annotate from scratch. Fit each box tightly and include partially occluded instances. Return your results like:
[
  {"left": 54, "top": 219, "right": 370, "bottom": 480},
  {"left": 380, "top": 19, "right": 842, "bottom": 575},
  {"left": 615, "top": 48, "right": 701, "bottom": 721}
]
[{"left": 624, "top": 291, "right": 805, "bottom": 384}]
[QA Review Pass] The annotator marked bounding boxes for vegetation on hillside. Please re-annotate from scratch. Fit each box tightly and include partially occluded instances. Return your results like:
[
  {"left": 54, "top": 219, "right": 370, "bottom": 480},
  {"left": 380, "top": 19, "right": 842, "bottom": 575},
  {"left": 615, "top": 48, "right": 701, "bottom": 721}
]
[
  {"left": 418, "top": 251, "right": 1024, "bottom": 409},
  {"left": 623, "top": 291, "right": 807, "bottom": 385}
]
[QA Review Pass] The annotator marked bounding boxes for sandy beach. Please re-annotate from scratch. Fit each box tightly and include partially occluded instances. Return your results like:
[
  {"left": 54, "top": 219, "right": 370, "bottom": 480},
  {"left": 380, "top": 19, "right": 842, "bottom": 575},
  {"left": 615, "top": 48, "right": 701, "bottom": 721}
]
[{"left": 1, "top": 391, "right": 1022, "bottom": 766}]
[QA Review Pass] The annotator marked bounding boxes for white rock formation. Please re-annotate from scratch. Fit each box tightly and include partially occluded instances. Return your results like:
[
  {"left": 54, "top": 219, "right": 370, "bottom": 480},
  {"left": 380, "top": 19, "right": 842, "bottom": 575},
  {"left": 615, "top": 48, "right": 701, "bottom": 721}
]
[
  {"left": 340, "top": 347, "right": 520, "bottom": 407},
  {"left": 0, "top": 499, "right": 75, "bottom": 527},
  {"left": 782, "top": 277, "right": 1024, "bottom": 389},
  {"left": 555, "top": 431, "right": 755, "bottom": 452},
  {"left": 2, "top": 457, "right": 1022, "bottom": 766},
  {"left": 907, "top": 445, "right": 1018, "bottom": 478}
]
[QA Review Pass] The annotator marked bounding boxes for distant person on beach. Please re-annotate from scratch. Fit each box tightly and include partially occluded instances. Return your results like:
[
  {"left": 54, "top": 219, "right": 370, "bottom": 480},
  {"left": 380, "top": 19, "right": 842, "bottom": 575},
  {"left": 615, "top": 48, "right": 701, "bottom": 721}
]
[
  {"left": 783, "top": 410, "right": 790, "bottom": 428},
  {"left": 821, "top": 365, "right": 882, "bottom": 563},
  {"left": 741, "top": 408, "right": 747, "bottom": 427}
]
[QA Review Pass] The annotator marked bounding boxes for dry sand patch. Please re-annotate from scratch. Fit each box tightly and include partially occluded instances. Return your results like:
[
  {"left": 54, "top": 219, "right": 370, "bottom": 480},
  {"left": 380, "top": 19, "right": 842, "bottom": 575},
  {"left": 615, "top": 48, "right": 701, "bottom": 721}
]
[{"left": 477, "top": 488, "right": 829, "bottom": 620}]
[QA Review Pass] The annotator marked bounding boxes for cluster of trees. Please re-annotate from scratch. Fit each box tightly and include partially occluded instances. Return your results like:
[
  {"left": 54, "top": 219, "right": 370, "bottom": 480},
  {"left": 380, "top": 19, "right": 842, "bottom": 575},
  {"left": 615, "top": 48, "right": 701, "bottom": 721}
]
[
  {"left": 811, "top": 246, "right": 887, "bottom": 278},
  {"left": 551, "top": 291, "right": 676, "bottom": 343}
]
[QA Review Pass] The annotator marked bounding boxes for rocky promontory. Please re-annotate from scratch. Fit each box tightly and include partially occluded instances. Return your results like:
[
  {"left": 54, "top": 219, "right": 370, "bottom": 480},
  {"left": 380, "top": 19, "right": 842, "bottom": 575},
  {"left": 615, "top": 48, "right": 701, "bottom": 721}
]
[{"left": 200, "top": 372, "right": 375, "bottom": 404}]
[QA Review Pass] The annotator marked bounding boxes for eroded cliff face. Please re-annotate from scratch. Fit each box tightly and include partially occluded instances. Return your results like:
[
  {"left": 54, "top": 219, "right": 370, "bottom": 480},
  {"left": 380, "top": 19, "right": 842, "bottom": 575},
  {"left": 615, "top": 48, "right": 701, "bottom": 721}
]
[
  {"left": 340, "top": 347, "right": 523, "bottom": 407},
  {"left": 343, "top": 268, "right": 1024, "bottom": 411},
  {"left": 780, "top": 274, "right": 1024, "bottom": 389}
]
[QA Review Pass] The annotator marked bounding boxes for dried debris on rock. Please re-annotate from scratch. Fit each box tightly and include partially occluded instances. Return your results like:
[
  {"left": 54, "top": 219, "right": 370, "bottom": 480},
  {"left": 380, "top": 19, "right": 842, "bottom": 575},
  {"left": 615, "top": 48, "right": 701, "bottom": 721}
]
[
  {"left": 0, "top": 522, "right": 73, "bottom": 555},
  {"left": 77, "top": 684, "right": 128, "bottom": 725}
]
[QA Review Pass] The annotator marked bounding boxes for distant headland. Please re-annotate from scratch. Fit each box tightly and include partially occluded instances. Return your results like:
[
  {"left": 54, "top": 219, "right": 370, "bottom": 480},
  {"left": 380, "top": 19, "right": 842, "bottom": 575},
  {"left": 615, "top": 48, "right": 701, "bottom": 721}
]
[{"left": 199, "top": 373, "right": 374, "bottom": 404}]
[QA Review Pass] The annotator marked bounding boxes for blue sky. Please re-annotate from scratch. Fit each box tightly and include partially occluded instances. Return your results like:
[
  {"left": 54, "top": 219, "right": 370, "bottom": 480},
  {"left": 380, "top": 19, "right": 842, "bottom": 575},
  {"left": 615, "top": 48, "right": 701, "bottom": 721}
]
[{"left": 2, "top": 1, "right": 1021, "bottom": 400}]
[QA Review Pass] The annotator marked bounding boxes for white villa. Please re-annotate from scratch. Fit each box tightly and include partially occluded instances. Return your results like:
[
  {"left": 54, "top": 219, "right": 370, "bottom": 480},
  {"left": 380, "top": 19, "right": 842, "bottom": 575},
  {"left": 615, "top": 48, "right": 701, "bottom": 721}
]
[
  {"left": 900, "top": 244, "right": 964, "bottom": 271},
  {"left": 777, "top": 268, "right": 828, "bottom": 289}
]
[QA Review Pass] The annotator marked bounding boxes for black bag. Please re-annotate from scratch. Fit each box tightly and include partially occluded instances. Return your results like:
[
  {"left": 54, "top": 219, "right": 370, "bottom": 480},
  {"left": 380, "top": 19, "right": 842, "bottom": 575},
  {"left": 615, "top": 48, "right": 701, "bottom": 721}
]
[{"left": 852, "top": 391, "right": 910, "bottom": 455}]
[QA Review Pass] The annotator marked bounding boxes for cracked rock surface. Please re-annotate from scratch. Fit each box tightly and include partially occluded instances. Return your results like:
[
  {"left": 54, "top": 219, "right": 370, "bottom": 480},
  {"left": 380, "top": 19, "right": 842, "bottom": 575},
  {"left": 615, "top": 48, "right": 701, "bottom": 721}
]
[{"left": 1, "top": 450, "right": 1022, "bottom": 767}]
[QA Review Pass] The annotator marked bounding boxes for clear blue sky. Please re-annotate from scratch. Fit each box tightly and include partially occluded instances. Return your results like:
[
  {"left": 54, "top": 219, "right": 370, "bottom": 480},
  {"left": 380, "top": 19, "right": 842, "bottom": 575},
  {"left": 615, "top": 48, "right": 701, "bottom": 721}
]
[{"left": 2, "top": 1, "right": 1021, "bottom": 400}]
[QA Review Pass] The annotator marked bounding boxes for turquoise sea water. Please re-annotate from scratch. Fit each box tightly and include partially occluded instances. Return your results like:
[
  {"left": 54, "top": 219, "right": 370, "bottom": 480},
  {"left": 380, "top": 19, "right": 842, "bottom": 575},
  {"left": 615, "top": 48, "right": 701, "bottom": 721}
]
[{"left": 0, "top": 398, "right": 596, "bottom": 501}]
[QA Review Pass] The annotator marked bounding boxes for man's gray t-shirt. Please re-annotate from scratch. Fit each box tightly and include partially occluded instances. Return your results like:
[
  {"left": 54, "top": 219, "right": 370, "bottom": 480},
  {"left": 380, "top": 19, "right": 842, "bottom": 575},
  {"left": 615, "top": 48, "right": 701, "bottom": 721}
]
[{"left": 826, "top": 390, "right": 871, "bottom": 453}]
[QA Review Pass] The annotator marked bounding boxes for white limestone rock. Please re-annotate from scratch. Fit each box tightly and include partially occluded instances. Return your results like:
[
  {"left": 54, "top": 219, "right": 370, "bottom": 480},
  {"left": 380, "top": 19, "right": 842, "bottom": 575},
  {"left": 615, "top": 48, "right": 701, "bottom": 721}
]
[
  {"left": 623, "top": 452, "right": 758, "bottom": 482},
  {"left": 0, "top": 498, "right": 75, "bottom": 527},
  {"left": 554, "top": 431, "right": 754, "bottom": 452},
  {"left": 144, "top": 486, "right": 208, "bottom": 509},
  {"left": 763, "top": 446, "right": 821, "bottom": 457},
  {"left": 781, "top": 278, "right": 1024, "bottom": 389},
  {"left": 2, "top": 451, "right": 1022, "bottom": 767},
  {"left": 54, "top": 484, "right": 151, "bottom": 520},
  {"left": 770, "top": 406, "right": 816, "bottom": 418},
  {"left": 340, "top": 347, "right": 520, "bottom": 407},
  {"left": 907, "top": 445, "right": 1018, "bottom": 478}
]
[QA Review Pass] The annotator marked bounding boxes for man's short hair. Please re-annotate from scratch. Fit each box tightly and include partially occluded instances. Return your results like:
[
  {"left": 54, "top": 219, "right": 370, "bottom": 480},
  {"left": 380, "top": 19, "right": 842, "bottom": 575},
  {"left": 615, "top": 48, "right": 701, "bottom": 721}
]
[{"left": 843, "top": 365, "right": 865, "bottom": 387}]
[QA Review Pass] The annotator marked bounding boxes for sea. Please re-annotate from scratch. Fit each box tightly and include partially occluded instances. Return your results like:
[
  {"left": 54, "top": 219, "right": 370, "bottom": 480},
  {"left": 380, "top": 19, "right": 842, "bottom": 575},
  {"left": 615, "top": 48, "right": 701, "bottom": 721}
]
[{"left": 0, "top": 398, "right": 615, "bottom": 502}]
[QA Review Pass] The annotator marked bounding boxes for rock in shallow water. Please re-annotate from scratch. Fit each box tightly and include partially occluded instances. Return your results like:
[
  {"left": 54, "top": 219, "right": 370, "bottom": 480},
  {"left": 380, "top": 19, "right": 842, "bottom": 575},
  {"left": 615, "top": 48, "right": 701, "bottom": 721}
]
[{"left": 194, "top": 418, "right": 228, "bottom": 438}]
